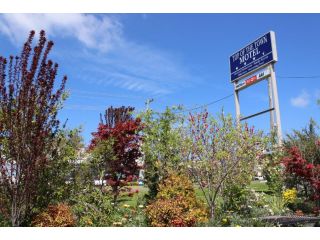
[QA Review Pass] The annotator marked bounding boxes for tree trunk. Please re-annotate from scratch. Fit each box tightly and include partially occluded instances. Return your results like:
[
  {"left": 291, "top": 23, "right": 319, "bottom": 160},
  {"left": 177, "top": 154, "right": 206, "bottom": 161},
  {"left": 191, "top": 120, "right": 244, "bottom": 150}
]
[
  {"left": 209, "top": 204, "right": 215, "bottom": 221},
  {"left": 11, "top": 201, "right": 19, "bottom": 227}
]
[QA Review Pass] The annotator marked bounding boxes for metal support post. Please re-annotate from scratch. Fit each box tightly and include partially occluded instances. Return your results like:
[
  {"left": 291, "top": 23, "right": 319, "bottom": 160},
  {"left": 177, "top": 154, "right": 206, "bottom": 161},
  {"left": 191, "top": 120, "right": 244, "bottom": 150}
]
[
  {"left": 267, "top": 71, "right": 275, "bottom": 132},
  {"left": 270, "top": 64, "right": 282, "bottom": 145},
  {"left": 234, "top": 82, "right": 241, "bottom": 125}
]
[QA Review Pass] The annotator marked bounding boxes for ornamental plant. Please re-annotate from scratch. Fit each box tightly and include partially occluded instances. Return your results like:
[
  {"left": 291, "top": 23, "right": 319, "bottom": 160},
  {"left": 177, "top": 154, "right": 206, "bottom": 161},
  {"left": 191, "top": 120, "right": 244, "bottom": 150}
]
[
  {"left": 32, "top": 203, "right": 75, "bottom": 227},
  {"left": 139, "top": 104, "right": 187, "bottom": 200},
  {"left": 0, "top": 30, "right": 67, "bottom": 226},
  {"left": 282, "top": 146, "right": 320, "bottom": 206},
  {"left": 187, "top": 109, "right": 266, "bottom": 220},
  {"left": 146, "top": 172, "right": 208, "bottom": 227},
  {"left": 284, "top": 119, "right": 320, "bottom": 165},
  {"left": 282, "top": 188, "right": 297, "bottom": 204},
  {"left": 89, "top": 106, "right": 143, "bottom": 204},
  {"left": 71, "top": 186, "right": 115, "bottom": 227},
  {"left": 35, "top": 128, "right": 85, "bottom": 213}
]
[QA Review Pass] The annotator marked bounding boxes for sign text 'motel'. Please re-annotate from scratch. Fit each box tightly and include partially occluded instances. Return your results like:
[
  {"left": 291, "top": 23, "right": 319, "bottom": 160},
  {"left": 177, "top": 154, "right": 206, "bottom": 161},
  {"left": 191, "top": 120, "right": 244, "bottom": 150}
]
[{"left": 229, "top": 31, "right": 278, "bottom": 82}]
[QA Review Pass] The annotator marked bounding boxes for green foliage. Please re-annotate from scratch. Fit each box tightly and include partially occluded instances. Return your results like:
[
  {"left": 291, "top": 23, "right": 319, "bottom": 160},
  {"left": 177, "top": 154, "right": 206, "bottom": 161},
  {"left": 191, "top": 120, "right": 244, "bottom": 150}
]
[
  {"left": 71, "top": 186, "right": 115, "bottom": 227},
  {"left": 262, "top": 146, "right": 285, "bottom": 196},
  {"left": 70, "top": 186, "right": 147, "bottom": 227},
  {"left": 34, "top": 128, "right": 84, "bottom": 215},
  {"left": 221, "top": 185, "right": 251, "bottom": 213},
  {"left": 146, "top": 172, "right": 208, "bottom": 227},
  {"left": 284, "top": 118, "right": 320, "bottom": 165},
  {"left": 111, "top": 197, "right": 148, "bottom": 227},
  {"left": 89, "top": 138, "right": 116, "bottom": 188},
  {"left": 139, "top": 104, "right": 187, "bottom": 200}
]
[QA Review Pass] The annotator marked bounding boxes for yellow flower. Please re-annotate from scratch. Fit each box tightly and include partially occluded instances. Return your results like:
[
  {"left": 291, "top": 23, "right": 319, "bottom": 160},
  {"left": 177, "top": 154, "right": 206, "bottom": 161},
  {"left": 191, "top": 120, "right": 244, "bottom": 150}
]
[
  {"left": 222, "top": 218, "right": 228, "bottom": 223},
  {"left": 123, "top": 204, "right": 130, "bottom": 208},
  {"left": 283, "top": 188, "right": 297, "bottom": 204}
]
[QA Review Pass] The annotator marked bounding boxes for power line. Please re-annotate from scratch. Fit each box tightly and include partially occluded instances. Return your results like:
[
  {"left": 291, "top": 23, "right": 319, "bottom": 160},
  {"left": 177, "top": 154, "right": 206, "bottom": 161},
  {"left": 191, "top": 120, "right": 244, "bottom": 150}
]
[
  {"left": 174, "top": 93, "right": 234, "bottom": 114},
  {"left": 173, "top": 74, "right": 320, "bottom": 115},
  {"left": 278, "top": 76, "right": 320, "bottom": 79}
]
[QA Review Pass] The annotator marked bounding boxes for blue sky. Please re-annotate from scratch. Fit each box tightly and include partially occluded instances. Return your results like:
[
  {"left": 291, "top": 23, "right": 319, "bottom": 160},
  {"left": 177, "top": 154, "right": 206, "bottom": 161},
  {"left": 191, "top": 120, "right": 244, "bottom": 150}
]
[{"left": 0, "top": 13, "right": 319, "bottom": 144}]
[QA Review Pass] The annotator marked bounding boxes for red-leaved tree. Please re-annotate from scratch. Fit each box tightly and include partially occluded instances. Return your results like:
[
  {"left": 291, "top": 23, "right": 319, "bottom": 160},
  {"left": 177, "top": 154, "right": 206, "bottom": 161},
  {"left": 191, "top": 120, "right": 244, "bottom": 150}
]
[
  {"left": 89, "top": 106, "right": 143, "bottom": 203},
  {"left": 283, "top": 146, "right": 320, "bottom": 206},
  {"left": 0, "top": 30, "right": 67, "bottom": 226}
]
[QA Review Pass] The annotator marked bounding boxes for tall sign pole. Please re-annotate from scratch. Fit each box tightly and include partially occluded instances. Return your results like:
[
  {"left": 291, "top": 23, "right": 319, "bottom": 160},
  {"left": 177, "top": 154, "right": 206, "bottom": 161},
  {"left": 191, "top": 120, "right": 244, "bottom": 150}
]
[
  {"left": 270, "top": 63, "right": 282, "bottom": 144},
  {"left": 234, "top": 82, "right": 241, "bottom": 125},
  {"left": 229, "top": 31, "right": 282, "bottom": 146},
  {"left": 267, "top": 74, "right": 274, "bottom": 132}
]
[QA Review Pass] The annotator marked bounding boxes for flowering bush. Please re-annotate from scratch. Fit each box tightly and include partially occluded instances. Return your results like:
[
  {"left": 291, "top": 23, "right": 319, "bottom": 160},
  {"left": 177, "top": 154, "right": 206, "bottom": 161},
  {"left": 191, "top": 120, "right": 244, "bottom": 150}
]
[
  {"left": 187, "top": 110, "right": 266, "bottom": 220},
  {"left": 32, "top": 203, "right": 75, "bottom": 227},
  {"left": 283, "top": 188, "right": 297, "bottom": 204},
  {"left": 146, "top": 172, "right": 208, "bottom": 227}
]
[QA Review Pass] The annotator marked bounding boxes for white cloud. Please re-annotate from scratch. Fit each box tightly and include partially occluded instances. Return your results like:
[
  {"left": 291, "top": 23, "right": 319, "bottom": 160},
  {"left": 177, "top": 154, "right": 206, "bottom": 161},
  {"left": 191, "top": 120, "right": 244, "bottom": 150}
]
[
  {"left": 290, "top": 90, "right": 310, "bottom": 108},
  {"left": 0, "top": 13, "right": 198, "bottom": 95},
  {"left": 0, "top": 13, "right": 122, "bottom": 52}
]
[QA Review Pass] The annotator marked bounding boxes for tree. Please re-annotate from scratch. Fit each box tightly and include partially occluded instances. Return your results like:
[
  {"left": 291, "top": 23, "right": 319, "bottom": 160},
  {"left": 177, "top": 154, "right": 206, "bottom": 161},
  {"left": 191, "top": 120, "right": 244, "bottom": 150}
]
[
  {"left": 89, "top": 106, "right": 143, "bottom": 204},
  {"left": 139, "top": 105, "right": 187, "bottom": 200},
  {"left": 284, "top": 119, "right": 320, "bottom": 166},
  {"left": 35, "top": 127, "right": 85, "bottom": 211},
  {"left": 0, "top": 30, "right": 67, "bottom": 226},
  {"left": 186, "top": 110, "right": 265, "bottom": 220},
  {"left": 283, "top": 146, "right": 320, "bottom": 206}
]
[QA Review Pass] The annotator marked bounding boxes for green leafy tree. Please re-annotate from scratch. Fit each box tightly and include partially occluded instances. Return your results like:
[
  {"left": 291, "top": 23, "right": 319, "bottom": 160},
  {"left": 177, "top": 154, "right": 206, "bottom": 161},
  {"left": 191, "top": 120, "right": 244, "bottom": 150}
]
[
  {"left": 139, "top": 104, "right": 187, "bottom": 200},
  {"left": 35, "top": 127, "right": 85, "bottom": 212},
  {"left": 262, "top": 131, "right": 285, "bottom": 196}
]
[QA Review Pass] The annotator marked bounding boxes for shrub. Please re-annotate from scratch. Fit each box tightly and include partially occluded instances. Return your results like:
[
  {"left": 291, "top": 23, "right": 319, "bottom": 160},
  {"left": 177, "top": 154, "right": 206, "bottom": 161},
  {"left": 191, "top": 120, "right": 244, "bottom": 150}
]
[
  {"left": 32, "top": 203, "right": 75, "bottom": 227},
  {"left": 71, "top": 187, "right": 115, "bottom": 227},
  {"left": 283, "top": 188, "right": 297, "bottom": 204},
  {"left": 222, "top": 185, "right": 251, "bottom": 213},
  {"left": 283, "top": 147, "right": 320, "bottom": 205},
  {"left": 146, "top": 172, "right": 208, "bottom": 227}
]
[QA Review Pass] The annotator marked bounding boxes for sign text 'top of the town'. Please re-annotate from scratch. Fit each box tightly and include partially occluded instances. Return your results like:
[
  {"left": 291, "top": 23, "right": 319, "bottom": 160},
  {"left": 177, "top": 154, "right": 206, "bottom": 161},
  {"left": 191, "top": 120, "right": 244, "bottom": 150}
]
[{"left": 229, "top": 31, "right": 278, "bottom": 82}]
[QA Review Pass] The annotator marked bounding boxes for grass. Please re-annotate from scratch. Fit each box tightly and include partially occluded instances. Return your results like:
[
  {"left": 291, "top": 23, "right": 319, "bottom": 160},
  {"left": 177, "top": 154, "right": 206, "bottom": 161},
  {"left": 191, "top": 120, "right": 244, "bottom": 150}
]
[
  {"left": 121, "top": 181, "right": 273, "bottom": 207},
  {"left": 249, "top": 181, "right": 270, "bottom": 193},
  {"left": 120, "top": 186, "right": 148, "bottom": 206}
]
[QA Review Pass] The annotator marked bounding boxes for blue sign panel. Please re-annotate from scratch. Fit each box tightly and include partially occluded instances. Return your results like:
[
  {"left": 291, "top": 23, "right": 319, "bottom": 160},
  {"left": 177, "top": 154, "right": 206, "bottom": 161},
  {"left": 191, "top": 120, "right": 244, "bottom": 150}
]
[{"left": 229, "top": 31, "right": 277, "bottom": 82}]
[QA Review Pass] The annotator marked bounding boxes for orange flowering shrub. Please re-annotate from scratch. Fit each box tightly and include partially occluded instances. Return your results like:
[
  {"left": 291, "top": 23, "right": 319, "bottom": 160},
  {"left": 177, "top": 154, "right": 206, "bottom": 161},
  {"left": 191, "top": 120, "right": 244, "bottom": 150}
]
[
  {"left": 32, "top": 203, "right": 75, "bottom": 227},
  {"left": 146, "top": 172, "right": 208, "bottom": 227}
]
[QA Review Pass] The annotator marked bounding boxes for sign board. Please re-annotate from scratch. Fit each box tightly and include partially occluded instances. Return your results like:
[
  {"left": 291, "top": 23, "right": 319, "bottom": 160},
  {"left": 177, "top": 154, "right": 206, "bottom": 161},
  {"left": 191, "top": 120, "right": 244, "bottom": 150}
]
[
  {"left": 235, "top": 68, "right": 271, "bottom": 91},
  {"left": 230, "top": 31, "right": 277, "bottom": 82}
]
